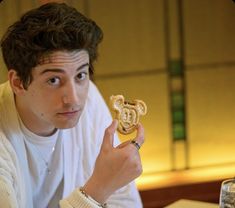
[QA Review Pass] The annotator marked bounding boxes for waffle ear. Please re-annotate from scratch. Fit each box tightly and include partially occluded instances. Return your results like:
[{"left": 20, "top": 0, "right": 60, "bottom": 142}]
[
  {"left": 110, "top": 95, "right": 124, "bottom": 112},
  {"left": 135, "top": 100, "right": 147, "bottom": 116}
]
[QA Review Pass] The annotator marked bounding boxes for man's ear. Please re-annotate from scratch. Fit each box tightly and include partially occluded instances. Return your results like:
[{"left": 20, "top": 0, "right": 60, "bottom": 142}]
[{"left": 8, "top": 70, "right": 26, "bottom": 95}]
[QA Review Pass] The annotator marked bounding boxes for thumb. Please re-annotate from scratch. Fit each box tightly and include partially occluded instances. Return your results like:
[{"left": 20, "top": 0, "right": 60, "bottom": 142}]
[{"left": 101, "top": 120, "right": 118, "bottom": 150}]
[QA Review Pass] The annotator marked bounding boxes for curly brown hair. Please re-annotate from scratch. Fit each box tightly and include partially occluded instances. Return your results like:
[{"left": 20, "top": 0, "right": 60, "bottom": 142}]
[{"left": 1, "top": 3, "right": 103, "bottom": 88}]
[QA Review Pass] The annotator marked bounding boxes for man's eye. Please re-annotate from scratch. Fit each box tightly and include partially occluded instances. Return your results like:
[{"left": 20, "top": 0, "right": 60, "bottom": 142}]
[
  {"left": 47, "top": 77, "right": 60, "bottom": 85},
  {"left": 77, "top": 72, "right": 88, "bottom": 81}
]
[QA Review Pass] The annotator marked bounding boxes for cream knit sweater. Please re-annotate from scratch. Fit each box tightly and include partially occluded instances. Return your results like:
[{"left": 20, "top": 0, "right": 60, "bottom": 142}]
[{"left": 0, "top": 81, "right": 143, "bottom": 208}]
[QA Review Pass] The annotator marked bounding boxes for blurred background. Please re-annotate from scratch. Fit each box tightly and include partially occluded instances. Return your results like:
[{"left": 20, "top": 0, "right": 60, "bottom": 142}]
[{"left": 0, "top": 0, "right": 235, "bottom": 207}]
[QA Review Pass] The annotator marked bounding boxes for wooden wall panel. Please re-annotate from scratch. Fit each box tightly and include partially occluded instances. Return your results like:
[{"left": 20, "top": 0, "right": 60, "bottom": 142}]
[
  {"left": 183, "top": 0, "right": 235, "bottom": 65},
  {"left": 88, "top": 0, "right": 166, "bottom": 75},
  {"left": 187, "top": 66, "right": 235, "bottom": 167}
]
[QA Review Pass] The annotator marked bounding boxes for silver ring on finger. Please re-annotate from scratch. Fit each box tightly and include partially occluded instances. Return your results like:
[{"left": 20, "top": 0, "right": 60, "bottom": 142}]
[{"left": 131, "top": 140, "right": 141, "bottom": 150}]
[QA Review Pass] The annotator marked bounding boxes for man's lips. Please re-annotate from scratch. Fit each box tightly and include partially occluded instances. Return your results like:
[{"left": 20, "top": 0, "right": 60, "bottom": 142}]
[{"left": 57, "top": 110, "right": 80, "bottom": 117}]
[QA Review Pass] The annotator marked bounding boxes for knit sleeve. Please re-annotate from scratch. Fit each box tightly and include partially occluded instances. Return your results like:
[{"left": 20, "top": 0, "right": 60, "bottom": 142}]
[
  {"left": 0, "top": 132, "right": 20, "bottom": 208},
  {"left": 59, "top": 188, "right": 101, "bottom": 208},
  {"left": 0, "top": 179, "right": 18, "bottom": 207}
]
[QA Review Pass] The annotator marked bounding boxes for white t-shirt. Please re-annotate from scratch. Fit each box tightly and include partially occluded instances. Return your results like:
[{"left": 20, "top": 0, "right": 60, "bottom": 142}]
[{"left": 19, "top": 117, "right": 63, "bottom": 208}]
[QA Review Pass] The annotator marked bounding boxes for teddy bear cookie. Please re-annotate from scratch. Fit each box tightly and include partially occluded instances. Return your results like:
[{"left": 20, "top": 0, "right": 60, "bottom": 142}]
[{"left": 110, "top": 95, "right": 147, "bottom": 135}]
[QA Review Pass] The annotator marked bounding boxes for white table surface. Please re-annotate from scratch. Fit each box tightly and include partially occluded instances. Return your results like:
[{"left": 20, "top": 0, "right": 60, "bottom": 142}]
[{"left": 165, "top": 199, "right": 218, "bottom": 208}]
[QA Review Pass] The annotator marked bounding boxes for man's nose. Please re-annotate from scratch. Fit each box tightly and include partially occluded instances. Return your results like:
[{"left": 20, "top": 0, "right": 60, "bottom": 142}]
[{"left": 62, "top": 83, "right": 78, "bottom": 105}]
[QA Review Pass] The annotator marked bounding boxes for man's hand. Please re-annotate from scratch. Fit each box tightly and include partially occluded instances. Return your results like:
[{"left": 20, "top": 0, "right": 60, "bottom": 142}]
[{"left": 83, "top": 119, "right": 145, "bottom": 203}]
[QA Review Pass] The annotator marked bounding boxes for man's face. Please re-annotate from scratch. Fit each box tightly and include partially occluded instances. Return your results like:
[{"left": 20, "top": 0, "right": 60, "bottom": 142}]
[{"left": 16, "top": 50, "right": 90, "bottom": 136}]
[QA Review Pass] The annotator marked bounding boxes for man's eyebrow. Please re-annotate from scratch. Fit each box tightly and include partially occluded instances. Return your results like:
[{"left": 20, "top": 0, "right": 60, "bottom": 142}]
[
  {"left": 40, "top": 63, "right": 89, "bottom": 75},
  {"left": 77, "top": 63, "right": 90, "bottom": 71}
]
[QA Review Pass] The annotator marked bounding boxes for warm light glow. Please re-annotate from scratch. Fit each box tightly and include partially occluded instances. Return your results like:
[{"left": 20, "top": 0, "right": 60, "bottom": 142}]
[{"left": 136, "top": 163, "right": 235, "bottom": 191}]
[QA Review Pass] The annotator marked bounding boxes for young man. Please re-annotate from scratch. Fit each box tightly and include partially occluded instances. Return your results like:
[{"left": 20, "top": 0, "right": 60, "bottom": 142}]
[{"left": 0, "top": 2, "right": 144, "bottom": 208}]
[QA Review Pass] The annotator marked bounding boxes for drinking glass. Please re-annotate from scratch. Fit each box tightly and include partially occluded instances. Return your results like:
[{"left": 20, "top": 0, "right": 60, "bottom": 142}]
[{"left": 220, "top": 178, "right": 235, "bottom": 208}]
